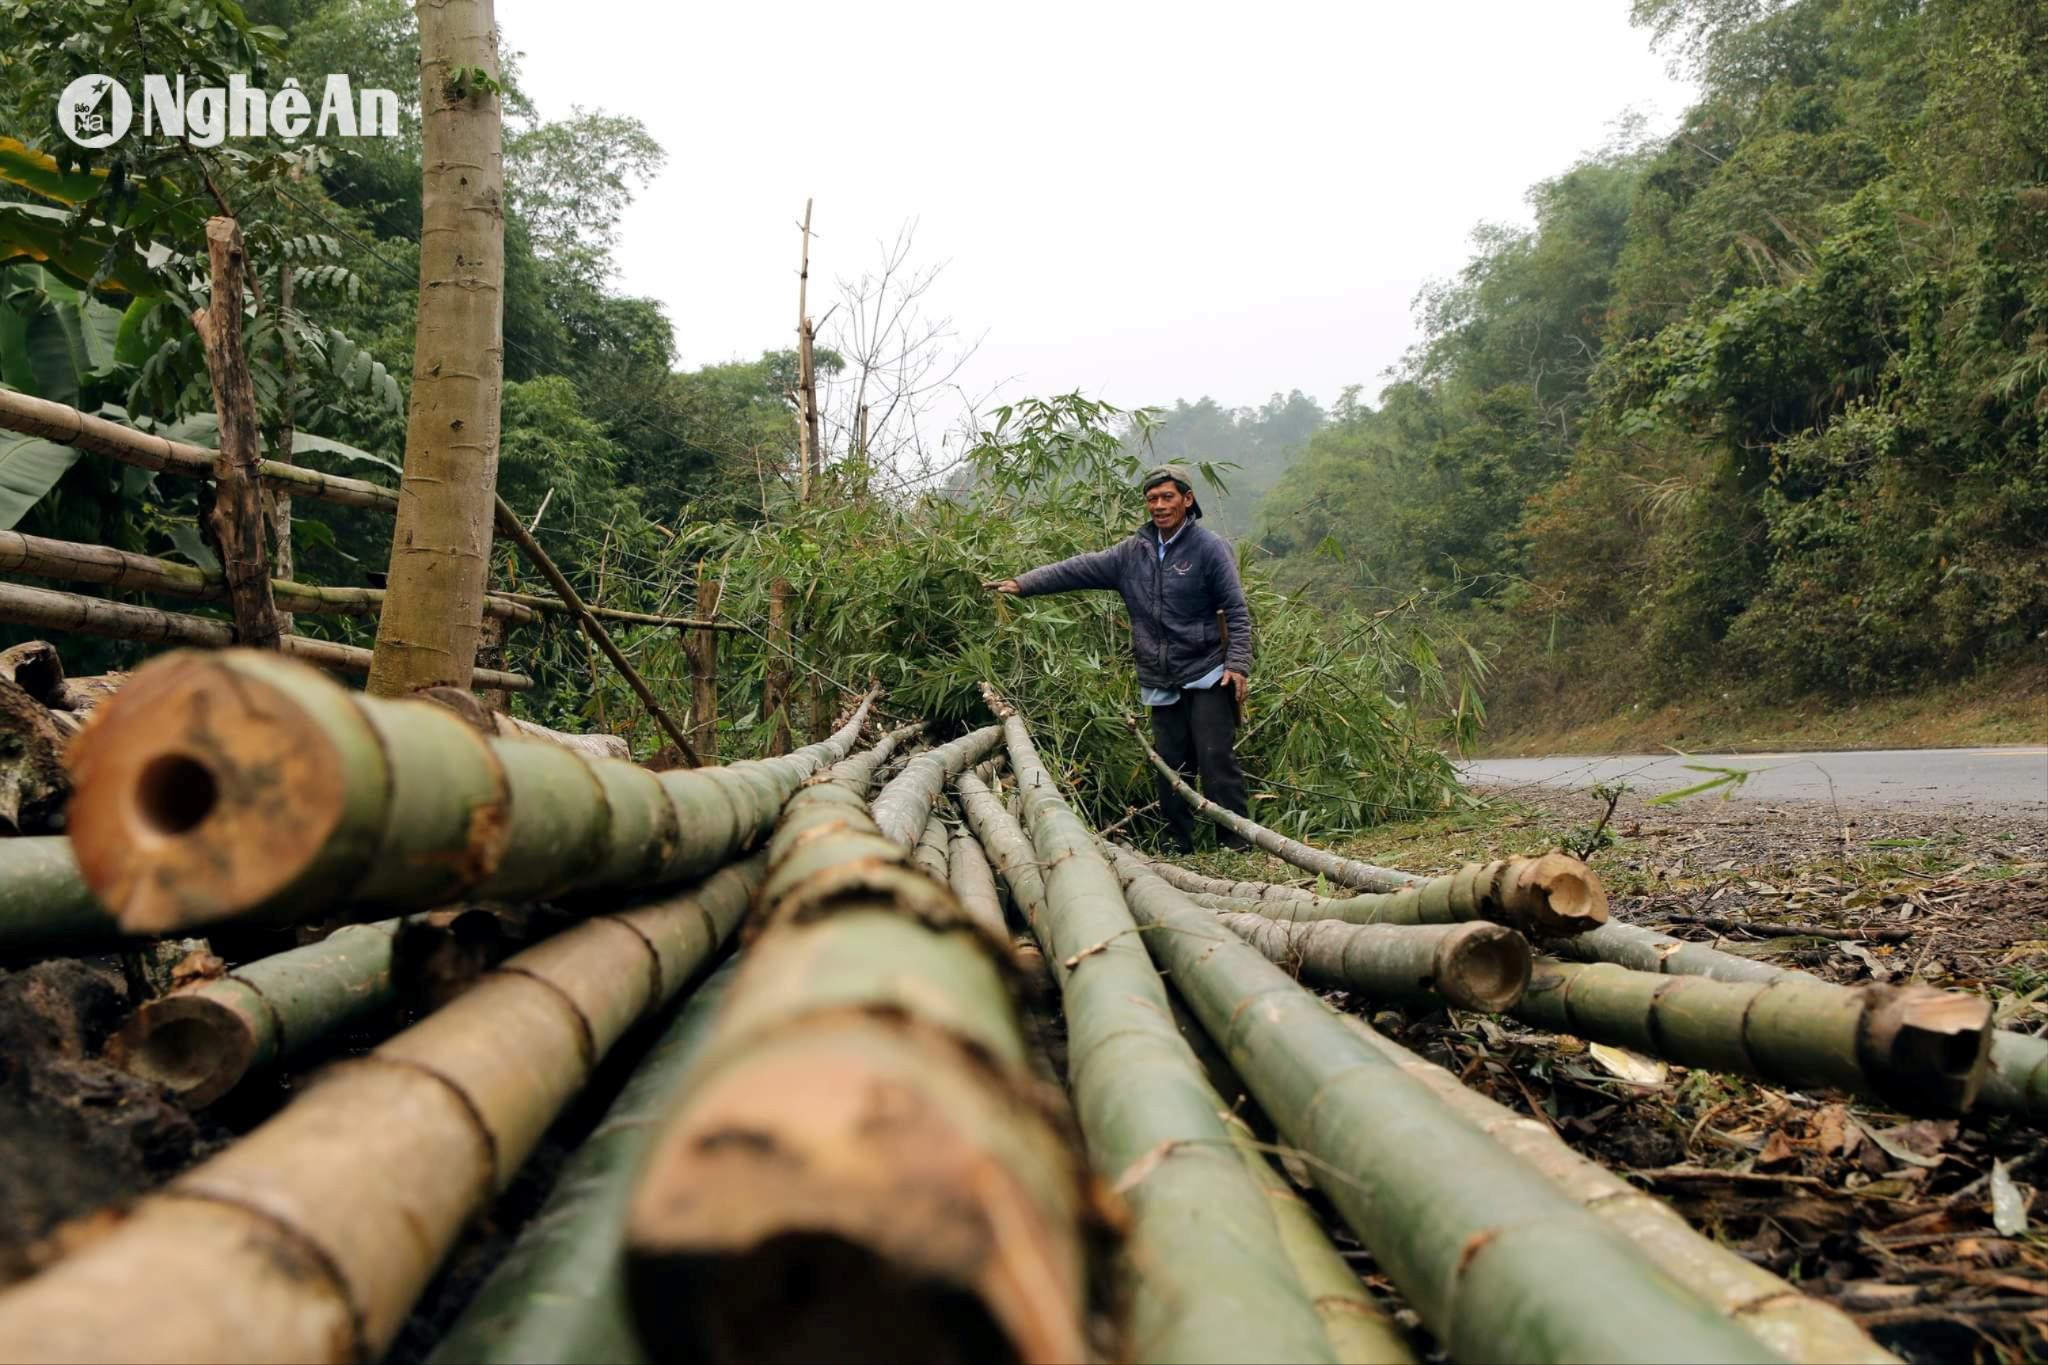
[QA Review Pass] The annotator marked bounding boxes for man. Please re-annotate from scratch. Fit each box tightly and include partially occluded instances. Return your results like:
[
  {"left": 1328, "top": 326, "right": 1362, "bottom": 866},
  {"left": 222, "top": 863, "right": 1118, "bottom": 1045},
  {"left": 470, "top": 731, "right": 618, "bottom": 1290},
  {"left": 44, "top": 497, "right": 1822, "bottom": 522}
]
[{"left": 986, "top": 464, "right": 1252, "bottom": 853}]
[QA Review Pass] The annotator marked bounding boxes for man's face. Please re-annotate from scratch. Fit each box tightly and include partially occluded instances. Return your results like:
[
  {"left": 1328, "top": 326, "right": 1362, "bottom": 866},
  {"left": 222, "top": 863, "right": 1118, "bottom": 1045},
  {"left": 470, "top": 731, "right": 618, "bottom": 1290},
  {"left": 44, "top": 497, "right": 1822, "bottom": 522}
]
[{"left": 1145, "top": 481, "right": 1194, "bottom": 535}]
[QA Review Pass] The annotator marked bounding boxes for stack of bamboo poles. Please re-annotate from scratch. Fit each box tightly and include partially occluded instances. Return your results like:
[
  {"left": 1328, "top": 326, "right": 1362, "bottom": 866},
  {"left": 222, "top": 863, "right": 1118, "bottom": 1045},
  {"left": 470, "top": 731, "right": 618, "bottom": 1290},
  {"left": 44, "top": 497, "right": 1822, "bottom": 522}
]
[{"left": 1, "top": 665, "right": 2029, "bottom": 1363}]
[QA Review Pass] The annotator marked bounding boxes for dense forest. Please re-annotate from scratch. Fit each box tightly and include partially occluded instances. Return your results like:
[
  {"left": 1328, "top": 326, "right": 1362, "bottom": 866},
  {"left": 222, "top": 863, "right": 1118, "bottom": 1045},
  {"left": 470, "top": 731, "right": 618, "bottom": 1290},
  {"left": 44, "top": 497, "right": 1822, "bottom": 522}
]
[{"left": 1238, "top": 0, "right": 2048, "bottom": 731}]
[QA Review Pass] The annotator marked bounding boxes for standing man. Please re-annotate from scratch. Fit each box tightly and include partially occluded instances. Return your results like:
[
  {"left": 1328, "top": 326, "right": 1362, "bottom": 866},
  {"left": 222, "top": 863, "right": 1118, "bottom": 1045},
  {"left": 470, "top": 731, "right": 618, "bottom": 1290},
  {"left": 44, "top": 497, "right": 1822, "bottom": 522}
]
[{"left": 986, "top": 464, "right": 1252, "bottom": 853}]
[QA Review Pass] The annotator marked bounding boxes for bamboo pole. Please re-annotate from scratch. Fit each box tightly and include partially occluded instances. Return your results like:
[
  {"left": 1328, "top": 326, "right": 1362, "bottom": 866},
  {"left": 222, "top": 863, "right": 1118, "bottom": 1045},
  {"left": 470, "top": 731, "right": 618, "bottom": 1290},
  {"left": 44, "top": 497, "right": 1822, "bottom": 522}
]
[
  {"left": 492, "top": 590, "right": 739, "bottom": 631},
  {"left": 948, "top": 819, "right": 1008, "bottom": 941},
  {"left": 0, "top": 529, "right": 541, "bottom": 622},
  {"left": 1132, "top": 729, "right": 1424, "bottom": 892},
  {"left": 912, "top": 807, "right": 951, "bottom": 883},
  {"left": 418, "top": 684, "right": 629, "bottom": 760},
  {"left": 491, "top": 497, "right": 700, "bottom": 767},
  {"left": 0, "top": 388, "right": 400, "bottom": 514},
  {"left": 1342, "top": 1018, "right": 1895, "bottom": 1364},
  {"left": 624, "top": 770, "right": 1095, "bottom": 1363},
  {"left": 0, "top": 837, "right": 115, "bottom": 955},
  {"left": 1108, "top": 851, "right": 1782, "bottom": 1364},
  {"left": 870, "top": 723, "right": 1003, "bottom": 847},
  {"left": 1113, "top": 843, "right": 1327, "bottom": 904},
  {"left": 64, "top": 649, "right": 872, "bottom": 934},
  {"left": 984, "top": 694, "right": 1356, "bottom": 1365},
  {"left": 195, "top": 217, "right": 281, "bottom": 651},
  {"left": 0, "top": 580, "right": 533, "bottom": 691},
  {"left": 686, "top": 565, "right": 721, "bottom": 762},
  {"left": 426, "top": 958, "right": 743, "bottom": 1365},
  {"left": 1505, "top": 957, "right": 1990, "bottom": 1115},
  {"left": 1216, "top": 912, "right": 1531, "bottom": 1013},
  {"left": 0, "top": 859, "right": 764, "bottom": 1364},
  {"left": 762, "top": 578, "right": 791, "bottom": 757}
]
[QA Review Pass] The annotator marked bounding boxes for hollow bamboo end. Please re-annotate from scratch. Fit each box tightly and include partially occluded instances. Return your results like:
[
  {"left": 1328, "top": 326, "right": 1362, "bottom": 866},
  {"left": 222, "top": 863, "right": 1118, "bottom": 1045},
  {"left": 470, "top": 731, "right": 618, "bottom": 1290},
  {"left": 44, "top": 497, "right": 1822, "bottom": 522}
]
[
  {"left": 1867, "top": 987, "right": 1994, "bottom": 1114},
  {"left": 107, "top": 992, "right": 263, "bottom": 1108},
  {"left": 1438, "top": 922, "right": 1534, "bottom": 1012},
  {"left": 66, "top": 651, "right": 357, "bottom": 933},
  {"left": 1508, "top": 853, "right": 1610, "bottom": 934},
  {"left": 627, "top": 1030, "right": 1084, "bottom": 1365}
]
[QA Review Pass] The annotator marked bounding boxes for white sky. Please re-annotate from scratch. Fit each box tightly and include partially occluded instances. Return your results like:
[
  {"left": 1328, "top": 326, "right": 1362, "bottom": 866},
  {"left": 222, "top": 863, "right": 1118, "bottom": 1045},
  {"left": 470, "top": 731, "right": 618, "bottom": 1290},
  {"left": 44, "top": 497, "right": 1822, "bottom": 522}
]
[{"left": 494, "top": 0, "right": 1694, "bottom": 418}]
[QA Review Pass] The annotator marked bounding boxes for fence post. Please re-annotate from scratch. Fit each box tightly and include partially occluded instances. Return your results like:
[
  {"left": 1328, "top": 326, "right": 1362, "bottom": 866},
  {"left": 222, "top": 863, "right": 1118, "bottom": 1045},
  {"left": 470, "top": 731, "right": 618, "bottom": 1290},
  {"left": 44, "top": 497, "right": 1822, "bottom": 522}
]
[
  {"left": 195, "top": 217, "right": 280, "bottom": 651},
  {"left": 686, "top": 565, "right": 720, "bottom": 762}
]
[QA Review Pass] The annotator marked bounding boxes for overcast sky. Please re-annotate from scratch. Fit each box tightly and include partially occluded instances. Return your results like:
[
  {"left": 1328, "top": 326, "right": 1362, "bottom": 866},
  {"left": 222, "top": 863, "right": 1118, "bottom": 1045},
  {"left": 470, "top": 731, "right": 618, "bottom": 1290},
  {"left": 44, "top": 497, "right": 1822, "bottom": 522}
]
[{"left": 494, "top": 0, "right": 1694, "bottom": 422}]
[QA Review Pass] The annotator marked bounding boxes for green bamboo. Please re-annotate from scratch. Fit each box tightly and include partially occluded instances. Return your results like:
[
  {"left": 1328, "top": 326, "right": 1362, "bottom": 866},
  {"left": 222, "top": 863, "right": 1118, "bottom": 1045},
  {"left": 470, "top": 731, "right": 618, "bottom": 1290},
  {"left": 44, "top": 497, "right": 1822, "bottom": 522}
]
[
  {"left": 1111, "top": 841, "right": 1328, "bottom": 905},
  {"left": 1510, "top": 957, "right": 1990, "bottom": 1115},
  {"left": 625, "top": 770, "right": 1094, "bottom": 1363},
  {"left": 1109, "top": 853, "right": 1782, "bottom": 1364},
  {"left": 1341, "top": 1017, "right": 1894, "bottom": 1364},
  {"left": 1216, "top": 911, "right": 1531, "bottom": 1012},
  {"left": 821, "top": 721, "right": 924, "bottom": 798},
  {"left": 1132, "top": 733, "right": 1420, "bottom": 892},
  {"left": 912, "top": 806, "right": 952, "bottom": 882},
  {"left": 0, "top": 859, "right": 764, "bottom": 1364},
  {"left": 64, "top": 649, "right": 873, "bottom": 934},
  {"left": 0, "top": 836, "right": 114, "bottom": 954},
  {"left": 1983, "top": 1030, "right": 2048, "bottom": 1119},
  {"left": 989, "top": 698, "right": 1353, "bottom": 1365},
  {"left": 427, "top": 959, "right": 742, "bottom": 1365},
  {"left": 869, "top": 723, "right": 1003, "bottom": 846},
  {"left": 947, "top": 819, "right": 1008, "bottom": 941},
  {"left": 109, "top": 917, "right": 404, "bottom": 1106}
]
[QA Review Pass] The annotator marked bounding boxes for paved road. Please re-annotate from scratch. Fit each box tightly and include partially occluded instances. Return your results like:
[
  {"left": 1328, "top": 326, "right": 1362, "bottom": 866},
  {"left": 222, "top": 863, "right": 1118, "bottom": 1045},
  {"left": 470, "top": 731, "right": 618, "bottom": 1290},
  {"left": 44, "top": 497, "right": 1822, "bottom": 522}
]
[{"left": 1458, "top": 747, "right": 2048, "bottom": 809}]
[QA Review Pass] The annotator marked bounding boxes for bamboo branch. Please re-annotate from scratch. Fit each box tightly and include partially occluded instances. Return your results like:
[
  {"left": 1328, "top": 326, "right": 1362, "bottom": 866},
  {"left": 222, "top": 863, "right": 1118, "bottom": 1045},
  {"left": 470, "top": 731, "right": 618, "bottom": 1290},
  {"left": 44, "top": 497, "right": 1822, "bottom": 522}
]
[
  {"left": 491, "top": 495, "right": 699, "bottom": 767},
  {"left": 0, "top": 581, "right": 530, "bottom": 690}
]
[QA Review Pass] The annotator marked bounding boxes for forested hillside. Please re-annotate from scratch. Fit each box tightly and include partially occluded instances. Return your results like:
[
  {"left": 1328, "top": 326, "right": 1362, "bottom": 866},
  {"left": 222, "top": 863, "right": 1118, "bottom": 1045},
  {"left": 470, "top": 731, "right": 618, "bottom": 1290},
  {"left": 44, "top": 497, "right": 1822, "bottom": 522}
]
[{"left": 1249, "top": 0, "right": 2048, "bottom": 736}]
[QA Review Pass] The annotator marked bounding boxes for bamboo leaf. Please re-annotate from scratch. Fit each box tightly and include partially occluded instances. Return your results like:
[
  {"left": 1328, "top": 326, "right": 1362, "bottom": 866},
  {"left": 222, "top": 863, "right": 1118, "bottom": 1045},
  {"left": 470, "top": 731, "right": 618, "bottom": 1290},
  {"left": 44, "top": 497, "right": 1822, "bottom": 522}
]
[{"left": 0, "top": 433, "right": 83, "bottom": 530}]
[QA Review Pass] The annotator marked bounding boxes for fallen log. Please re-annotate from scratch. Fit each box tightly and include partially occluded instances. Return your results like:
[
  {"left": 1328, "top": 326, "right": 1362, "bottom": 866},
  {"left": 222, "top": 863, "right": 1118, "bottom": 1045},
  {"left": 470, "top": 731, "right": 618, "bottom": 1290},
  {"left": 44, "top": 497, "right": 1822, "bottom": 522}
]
[
  {"left": 988, "top": 693, "right": 1381, "bottom": 1365},
  {"left": 0, "top": 837, "right": 115, "bottom": 955},
  {"left": 0, "top": 675, "right": 69, "bottom": 834},
  {"left": 1513, "top": 958, "right": 1990, "bottom": 1115},
  {"left": 1110, "top": 852, "right": 1781, "bottom": 1364},
  {"left": 625, "top": 766, "right": 1094, "bottom": 1362},
  {"left": 868, "top": 723, "right": 1003, "bottom": 847},
  {"left": 0, "top": 640, "right": 66, "bottom": 704},
  {"left": 65, "top": 649, "right": 872, "bottom": 934},
  {"left": 1342, "top": 1017, "right": 1895, "bottom": 1363},
  {"left": 0, "top": 581, "right": 532, "bottom": 691},
  {"left": 425, "top": 958, "right": 742, "bottom": 1365},
  {"left": 1216, "top": 912, "right": 1531, "bottom": 1013},
  {"left": 1131, "top": 728, "right": 1424, "bottom": 892},
  {"left": 0, "top": 859, "right": 764, "bottom": 1363}
]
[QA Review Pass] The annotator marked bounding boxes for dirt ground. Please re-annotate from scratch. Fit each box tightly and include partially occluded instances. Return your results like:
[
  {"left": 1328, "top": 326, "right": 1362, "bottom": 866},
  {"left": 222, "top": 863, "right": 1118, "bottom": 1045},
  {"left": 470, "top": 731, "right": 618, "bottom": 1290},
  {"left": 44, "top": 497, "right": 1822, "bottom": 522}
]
[{"left": 1185, "top": 784, "right": 2048, "bottom": 1362}]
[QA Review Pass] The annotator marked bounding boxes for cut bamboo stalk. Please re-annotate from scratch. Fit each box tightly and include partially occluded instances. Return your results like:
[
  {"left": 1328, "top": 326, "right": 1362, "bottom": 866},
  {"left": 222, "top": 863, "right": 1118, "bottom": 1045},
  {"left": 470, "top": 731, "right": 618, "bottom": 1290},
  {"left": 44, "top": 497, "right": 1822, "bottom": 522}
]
[
  {"left": 426, "top": 958, "right": 743, "bottom": 1365},
  {"left": 1342, "top": 1017, "right": 1895, "bottom": 1364},
  {"left": 1132, "top": 730, "right": 1425, "bottom": 892},
  {"left": 1217, "top": 912, "right": 1531, "bottom": 1013},
  {"left": 0, "top": 581, "right": 532, "bottom": 690},
  {"left": 1169, "top": 849, "right": 1607, "bottom": 939},
  {"left": 0, "top": 387, "right": 400, "bottom": 514},
  {"left": 108, "top": 918, "right": 406, "bottom": 1106},
  {"left": 65, "top": 650, "right": 872, "bottom": 933},
  {"left": 985, "top": 696, "right": 1355, "bottom": 1365},
  {"left": 912, "top": 806, "right": 951, "bottom": 883},
  {"left": 1109, "top": 848, "right": 1781, "bottom": 1363},
  {"left": 0, "top": 836, "right": 116, "bottom": 955},
  {"left": 870, "top": 724, "right": 1004, "bottom": 847},
  {"left": 0, "top": 529, "right": 541, "bottom": 623},
  {"left": 0, "top": 859, "right": 764, "bottom": 1363},
  {"left": 1984, "top": 1031, "right": 2048, "bottom": 1119},
  {"left": 1112, "top": 843, "right": 1328, "bottom": 904},
  {"left": 625, "top": 771, "right": 1094, "bottom": 1363},
  {"left": 823, "top": 721, "right": 924, "bottom": 799},
  {"left": 492, "top": 589, "right": 738, "bottom": 630},
  {"left": 419, "top": 684, "right": 629, "bottom": 760},
  {"left": 948, "top": 819, "right": 1008, "bottom": 941},
  {"left": 1540, "top": 941, "right": 1994, "bottom": 1116}
]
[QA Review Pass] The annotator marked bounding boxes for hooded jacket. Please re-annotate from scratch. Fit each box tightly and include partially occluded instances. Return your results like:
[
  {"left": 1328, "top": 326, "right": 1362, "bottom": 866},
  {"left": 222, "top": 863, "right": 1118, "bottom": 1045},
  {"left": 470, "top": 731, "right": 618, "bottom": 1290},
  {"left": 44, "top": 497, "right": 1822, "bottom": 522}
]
[{"left": 1012, "top": 518, "right": 1253, "bottom": 691}]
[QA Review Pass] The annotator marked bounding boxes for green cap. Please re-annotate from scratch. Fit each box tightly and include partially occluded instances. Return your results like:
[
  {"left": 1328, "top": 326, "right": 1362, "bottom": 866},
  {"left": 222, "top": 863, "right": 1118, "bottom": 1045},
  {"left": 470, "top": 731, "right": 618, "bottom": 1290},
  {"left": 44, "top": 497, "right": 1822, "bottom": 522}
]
[{"left": 1140, "top": 464, "right": 1202, "bottom": 519}]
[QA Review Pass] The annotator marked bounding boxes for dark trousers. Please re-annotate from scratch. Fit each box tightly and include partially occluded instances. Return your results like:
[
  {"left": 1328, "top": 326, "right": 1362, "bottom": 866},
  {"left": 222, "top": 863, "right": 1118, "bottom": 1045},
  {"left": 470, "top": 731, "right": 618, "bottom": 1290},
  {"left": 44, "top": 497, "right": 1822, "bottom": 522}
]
[{"left": 1150, "top": 686, "right": 1249, "bottom": 852}]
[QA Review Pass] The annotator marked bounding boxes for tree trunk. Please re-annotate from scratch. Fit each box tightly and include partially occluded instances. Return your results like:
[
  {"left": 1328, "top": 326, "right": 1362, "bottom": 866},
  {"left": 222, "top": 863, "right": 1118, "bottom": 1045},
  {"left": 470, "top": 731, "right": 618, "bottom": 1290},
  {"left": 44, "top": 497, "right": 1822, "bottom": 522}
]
[
  {"left": 196, "top": 217, "right": 281, "bottom": 651},
  {"left": 367, "top": 0, "right": 506, "bottom": 696},
  {"left": 624, "top": 771, "right": 1093, "bottom": 1364},
  {"left": 1341, "top": 1017, "right": 1893, "bottom": 1364},
  {"left": 686, "top": 565, "right": 721, "bottom": 762},
  {"left": 1106, "top": 848, "right": 1780, "bottom": 1364},
  {"left": 65, "top": 650, "right": 872, "bottom": 935},
  {"left": 269, "top": 261, "right": 296, "bottom": 635},
  {"left": 985, "top": 708, "right": 1351, "bottom": 1365},
  {"left": 762, "top": 578, "right": 791, "bottom": 756},
  {"left": 426, "top": 959, "right": 743, "bottom": 1365},
  {"left": 0, "top": 859, "right": 764, "bottom": 1364}
]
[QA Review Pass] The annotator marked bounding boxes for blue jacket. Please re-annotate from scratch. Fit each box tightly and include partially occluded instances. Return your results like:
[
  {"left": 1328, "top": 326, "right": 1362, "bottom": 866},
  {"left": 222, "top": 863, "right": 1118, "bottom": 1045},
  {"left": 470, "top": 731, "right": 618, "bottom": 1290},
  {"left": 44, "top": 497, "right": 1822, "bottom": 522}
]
[{"left": 1013, "top": 519, "right": 1253, "bottom": 690}]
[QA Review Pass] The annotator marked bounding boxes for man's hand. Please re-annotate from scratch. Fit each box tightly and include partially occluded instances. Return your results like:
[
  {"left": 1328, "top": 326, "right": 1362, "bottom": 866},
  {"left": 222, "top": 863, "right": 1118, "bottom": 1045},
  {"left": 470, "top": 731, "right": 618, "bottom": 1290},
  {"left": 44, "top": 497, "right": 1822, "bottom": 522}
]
[
  {"left": 1222, "top": 669, "right": 1248, "bottom": 703},
  {"left": 983, "top": 578, "right": 1020, "bottom": 595}
]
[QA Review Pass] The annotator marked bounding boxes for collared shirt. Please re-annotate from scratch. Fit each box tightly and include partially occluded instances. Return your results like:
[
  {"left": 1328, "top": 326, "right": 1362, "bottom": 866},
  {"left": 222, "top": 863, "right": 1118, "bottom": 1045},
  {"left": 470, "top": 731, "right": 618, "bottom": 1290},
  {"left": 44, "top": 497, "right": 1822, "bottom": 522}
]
[{"left": 1154, "top": 519, "right": 1189, "bottom": 561}]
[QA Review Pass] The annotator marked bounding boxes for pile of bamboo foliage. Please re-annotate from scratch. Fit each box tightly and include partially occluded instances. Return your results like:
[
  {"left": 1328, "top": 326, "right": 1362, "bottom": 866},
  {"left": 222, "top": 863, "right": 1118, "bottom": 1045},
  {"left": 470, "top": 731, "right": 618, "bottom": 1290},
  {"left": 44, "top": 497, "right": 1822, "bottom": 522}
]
[{"left": 5, "top": 656, "right": 2031, "bottom": 1364}]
